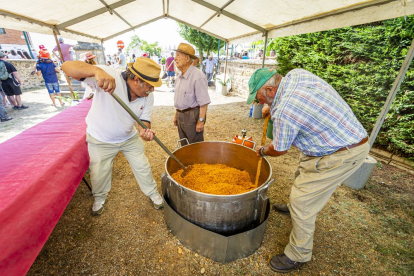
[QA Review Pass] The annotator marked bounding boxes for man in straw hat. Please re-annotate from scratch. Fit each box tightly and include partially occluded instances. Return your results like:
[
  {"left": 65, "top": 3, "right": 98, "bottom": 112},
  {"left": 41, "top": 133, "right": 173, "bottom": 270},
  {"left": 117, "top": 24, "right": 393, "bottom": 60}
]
[
  {"left": 247, "top": 68, "right": 369, "bottom": 273},
  {"left": 173, "top": 43, "right": 210, "bottom": 145},
  {"left": 62, "top": 57, "right": 164, "bottom": 215}
]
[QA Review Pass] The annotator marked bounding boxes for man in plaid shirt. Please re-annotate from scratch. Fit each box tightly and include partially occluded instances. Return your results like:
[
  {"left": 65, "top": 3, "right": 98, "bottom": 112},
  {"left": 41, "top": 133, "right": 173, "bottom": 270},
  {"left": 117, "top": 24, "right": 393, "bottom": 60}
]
[{"left": 247, "top": 68, "right": 369, "bottom": 273}]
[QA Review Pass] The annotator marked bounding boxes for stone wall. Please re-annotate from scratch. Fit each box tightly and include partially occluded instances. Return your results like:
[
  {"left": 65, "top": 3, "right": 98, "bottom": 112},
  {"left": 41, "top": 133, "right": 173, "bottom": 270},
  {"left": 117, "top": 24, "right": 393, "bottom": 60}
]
[
  {"left": 8, "top": 60, "right": 44, "bottom": 90},
  {"left": 218, "top": 59, "right": 277, "bottom": 97}
]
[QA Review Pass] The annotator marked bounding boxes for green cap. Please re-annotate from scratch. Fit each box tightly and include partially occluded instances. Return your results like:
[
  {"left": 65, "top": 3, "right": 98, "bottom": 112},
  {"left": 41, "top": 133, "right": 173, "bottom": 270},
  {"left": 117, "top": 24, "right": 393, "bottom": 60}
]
[{"left": 246, "top": 68, "right": 277, "bottom": 104}]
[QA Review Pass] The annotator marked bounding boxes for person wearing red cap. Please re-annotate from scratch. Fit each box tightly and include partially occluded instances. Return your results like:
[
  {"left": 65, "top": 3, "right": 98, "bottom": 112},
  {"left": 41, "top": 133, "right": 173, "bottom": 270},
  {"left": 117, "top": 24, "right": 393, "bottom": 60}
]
[{"left": 35, "top": 53, "right": 64, "bottom": 107}]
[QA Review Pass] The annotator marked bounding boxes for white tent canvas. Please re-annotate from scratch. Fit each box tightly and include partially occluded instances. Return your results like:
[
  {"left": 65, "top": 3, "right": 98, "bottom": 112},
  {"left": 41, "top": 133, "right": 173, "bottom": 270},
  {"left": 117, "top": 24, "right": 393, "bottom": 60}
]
[{"left": 0, "top": 0, "right": 413, "bottom": 43}]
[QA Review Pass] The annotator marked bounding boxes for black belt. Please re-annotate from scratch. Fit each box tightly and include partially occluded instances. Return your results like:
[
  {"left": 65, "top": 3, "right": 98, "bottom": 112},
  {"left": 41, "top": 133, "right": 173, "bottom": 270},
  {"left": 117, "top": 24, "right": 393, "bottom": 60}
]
[
  {"left": 337, "top": 137, "right": 368, "bottom": 152},
  {"left": 176, "top": 106, "right": 199, "bottom": 113}
]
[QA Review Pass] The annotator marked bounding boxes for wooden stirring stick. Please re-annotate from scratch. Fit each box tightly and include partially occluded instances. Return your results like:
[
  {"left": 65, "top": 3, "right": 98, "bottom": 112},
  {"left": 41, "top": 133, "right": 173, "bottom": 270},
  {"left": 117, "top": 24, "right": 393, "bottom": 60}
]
[{"left": 254, "top": 115, "right": 270, "bottom": 187}]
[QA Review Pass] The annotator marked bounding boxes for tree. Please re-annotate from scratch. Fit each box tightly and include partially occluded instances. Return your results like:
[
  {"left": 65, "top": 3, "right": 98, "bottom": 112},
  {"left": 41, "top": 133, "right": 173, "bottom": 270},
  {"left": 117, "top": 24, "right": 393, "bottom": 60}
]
[
  {"left": 127, "top": 35, "right": 161, "bottom": 57},
  {"left": 177, "top": 23, "right": 224, "bottom": 60},
  {"left": 127, "top": 35, "right": 141, "bottom": 52},
  {"left": 139, "top": 40, "right": 161, "bottom": 57}
]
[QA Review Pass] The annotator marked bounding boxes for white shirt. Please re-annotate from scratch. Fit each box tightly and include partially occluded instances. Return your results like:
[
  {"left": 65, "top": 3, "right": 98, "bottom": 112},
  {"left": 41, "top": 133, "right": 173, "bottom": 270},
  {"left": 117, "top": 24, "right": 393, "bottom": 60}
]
[
  {"left": 83, "top": 66, "right": 154, "bottom": 143},
  {"left": 119, "top": 53, "right": 126, "bottom": 67},
  {"left": 202, "top": 58, "right": 217, "bottom": 73}
]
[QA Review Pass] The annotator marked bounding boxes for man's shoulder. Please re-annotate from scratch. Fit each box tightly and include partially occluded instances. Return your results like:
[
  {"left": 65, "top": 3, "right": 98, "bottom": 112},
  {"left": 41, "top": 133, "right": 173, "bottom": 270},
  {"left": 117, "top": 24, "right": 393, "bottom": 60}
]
[
  {"left": 189, "top": 66, "right": 205, "bottom": 78},
  {"left": 287, "top": 68, "right": 313, "bottom": 78}
]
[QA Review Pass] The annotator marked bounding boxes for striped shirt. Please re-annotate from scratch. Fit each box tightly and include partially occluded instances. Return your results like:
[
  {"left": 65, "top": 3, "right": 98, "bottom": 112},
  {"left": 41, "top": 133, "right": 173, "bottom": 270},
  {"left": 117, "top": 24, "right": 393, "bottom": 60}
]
[{"left": 271, "top": 69, "right": 367, "bottom": 156}]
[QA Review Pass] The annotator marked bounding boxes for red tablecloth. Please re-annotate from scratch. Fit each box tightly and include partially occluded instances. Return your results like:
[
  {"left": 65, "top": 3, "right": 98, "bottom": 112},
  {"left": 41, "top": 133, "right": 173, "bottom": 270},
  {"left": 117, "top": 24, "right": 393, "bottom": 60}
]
[{"left": 0, "top": 100, "right": 92, "bottom": 276}]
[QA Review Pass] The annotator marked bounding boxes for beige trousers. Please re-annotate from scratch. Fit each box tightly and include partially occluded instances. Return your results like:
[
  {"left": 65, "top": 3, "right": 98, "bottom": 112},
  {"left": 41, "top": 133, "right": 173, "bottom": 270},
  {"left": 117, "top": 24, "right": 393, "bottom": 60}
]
[
  {"left": 86, "top": 133, "right": 158, "bottom": 202},
  {"left": 284, "top": 142, "right": 370, "bottom": 262}
]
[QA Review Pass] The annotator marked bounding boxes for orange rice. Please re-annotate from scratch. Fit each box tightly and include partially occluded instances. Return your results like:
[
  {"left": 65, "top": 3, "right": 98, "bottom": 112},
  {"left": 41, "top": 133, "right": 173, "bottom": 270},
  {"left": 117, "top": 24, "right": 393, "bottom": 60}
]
[{"left": 171, "top": 164, "right": 255, "bottom": 195}]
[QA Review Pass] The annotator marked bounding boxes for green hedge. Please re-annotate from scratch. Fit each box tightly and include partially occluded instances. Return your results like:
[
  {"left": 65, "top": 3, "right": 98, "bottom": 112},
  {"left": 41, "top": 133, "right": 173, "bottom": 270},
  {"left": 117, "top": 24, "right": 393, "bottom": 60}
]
[{"left": 267, "top": 16, "right": 414, "bottom": 160}]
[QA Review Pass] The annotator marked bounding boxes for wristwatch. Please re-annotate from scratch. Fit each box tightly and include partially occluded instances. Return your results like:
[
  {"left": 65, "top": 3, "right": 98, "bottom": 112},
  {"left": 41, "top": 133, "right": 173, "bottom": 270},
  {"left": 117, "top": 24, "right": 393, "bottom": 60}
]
[{"left": 199, "top": 118, "right": 204, "bottom": 122}]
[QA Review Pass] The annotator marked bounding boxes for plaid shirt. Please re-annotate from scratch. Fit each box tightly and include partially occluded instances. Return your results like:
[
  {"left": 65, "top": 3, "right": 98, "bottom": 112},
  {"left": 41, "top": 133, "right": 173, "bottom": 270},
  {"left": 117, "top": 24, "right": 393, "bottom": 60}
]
[{"left": 271, "top": 69, "right": 367, "bottom": 156}]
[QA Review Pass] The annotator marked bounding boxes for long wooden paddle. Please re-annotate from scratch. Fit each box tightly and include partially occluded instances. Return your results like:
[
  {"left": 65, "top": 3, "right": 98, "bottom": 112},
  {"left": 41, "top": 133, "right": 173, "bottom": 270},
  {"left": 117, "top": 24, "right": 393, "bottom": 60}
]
[{"left": 254, "top": 115, "right": 270, "bottom": 187}]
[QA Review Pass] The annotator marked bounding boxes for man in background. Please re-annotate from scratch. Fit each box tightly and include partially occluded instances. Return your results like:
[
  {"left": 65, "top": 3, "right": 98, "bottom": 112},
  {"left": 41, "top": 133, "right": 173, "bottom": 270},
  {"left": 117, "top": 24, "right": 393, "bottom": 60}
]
[
  {"left": 53, "top": 38, "right": 73, "bottom": 63},
  {"left": 202, "top": 55, "right": 217, "bottom": 86},
  {"left": 0, "top": 51, "right": 28, "bottom": 110},
  {"left": 165, "top": 52, "right": 175, "bottom": 87},
  {"left": 118, "top": 48, "right": 126, "bottom": 68},
  {"left": 173, "top": 43, "right": 210, "bottom": 145}
]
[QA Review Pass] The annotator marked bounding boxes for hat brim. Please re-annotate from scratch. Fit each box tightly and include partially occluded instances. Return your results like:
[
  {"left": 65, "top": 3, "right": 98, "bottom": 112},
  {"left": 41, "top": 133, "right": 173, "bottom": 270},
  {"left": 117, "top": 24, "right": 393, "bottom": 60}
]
[
  {"left": 246, "top": 91, "right": 257, "bottom": 105},
  {"left": 86, "top": 55, "right": 97, "bottom": 60},
  {"left": 128, "top": 63, "right": 162, "bottom": 88},
  {"left": 173, "top": 49, "right": 198, "bottom": 60}
]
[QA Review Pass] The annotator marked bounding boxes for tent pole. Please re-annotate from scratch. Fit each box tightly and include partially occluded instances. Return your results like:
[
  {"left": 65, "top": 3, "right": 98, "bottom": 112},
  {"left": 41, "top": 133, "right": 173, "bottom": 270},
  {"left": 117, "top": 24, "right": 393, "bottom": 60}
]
[
  {"left": 369, "top": 38, "right": 414, "bottom": 148},
  {"left": 216, "top": 39, "right": 220, "bottom": 75},
  {"left": 23, "top": 31, "right": 34, "bottom": 59},
  {"left": 101, "top": 39, "right": 106, "bottom": 65},
  {"left": 53, "top": 30, "right": 75, "bottom": 99},
  {"left": 262, "top": 31, "right": 268, "bottom": 68},
  {"left": 224, "top": 42, "right": 229, "bottom": 82}
]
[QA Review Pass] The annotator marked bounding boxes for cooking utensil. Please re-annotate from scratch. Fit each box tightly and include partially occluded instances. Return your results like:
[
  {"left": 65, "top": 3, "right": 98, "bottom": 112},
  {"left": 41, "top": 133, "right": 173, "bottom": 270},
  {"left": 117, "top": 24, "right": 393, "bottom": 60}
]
[
  {"left": 254, "top": 115, "right": 270, "bottom": 187},
  {"left": 111, "top": 92, "right": 193, "bottom": 177}
]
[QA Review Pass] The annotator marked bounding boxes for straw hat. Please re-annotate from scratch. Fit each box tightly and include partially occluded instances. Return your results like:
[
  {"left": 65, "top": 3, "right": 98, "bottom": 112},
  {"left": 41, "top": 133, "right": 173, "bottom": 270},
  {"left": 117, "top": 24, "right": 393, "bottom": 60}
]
[
  {"left": 84, "top": 51, "right": 97, "bottom": 60},
  {"left": 173, "top": 43, "right": 197, "bottom": 59},
  {"left": 128, "top": 57, "right": 162, "bottom": 87}
]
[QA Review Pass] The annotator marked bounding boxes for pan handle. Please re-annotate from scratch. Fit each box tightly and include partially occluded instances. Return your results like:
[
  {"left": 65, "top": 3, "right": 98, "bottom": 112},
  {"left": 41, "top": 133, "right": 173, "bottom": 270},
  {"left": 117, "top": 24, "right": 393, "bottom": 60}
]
[
  {"left": 241, "top": 139, "right": 256, "bottom": 149},
  {"left": 177, "top": 138, "right": 189, "bottom": 148}
]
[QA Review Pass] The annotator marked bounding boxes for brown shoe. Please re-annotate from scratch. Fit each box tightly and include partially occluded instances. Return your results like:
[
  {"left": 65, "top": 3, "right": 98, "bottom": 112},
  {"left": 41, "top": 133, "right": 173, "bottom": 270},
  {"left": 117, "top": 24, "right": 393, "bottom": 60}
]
[
  {"left": 269, "top": 253, "right": 305, "bottom": 273},
  {"left": 273, "top": 203, "right": 290, "bottom": 214}
]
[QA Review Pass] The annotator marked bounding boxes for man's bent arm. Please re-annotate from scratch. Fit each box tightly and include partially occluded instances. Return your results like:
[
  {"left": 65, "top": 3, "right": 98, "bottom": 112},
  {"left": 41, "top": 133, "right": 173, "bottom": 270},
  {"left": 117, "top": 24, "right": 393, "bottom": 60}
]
[
  {"left": 62, "top": 61, "right": 116, "bottom": 93},
  {"left": 62, "top": 61, "right": 100, "bottom": 79}
]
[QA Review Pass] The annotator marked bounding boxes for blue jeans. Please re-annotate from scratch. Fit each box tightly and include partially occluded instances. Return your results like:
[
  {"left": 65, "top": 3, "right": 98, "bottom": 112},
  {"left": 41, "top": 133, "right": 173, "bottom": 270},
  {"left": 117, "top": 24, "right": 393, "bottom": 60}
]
[{"left": 45, "top": 82, "right": 60, "bottom": 94}]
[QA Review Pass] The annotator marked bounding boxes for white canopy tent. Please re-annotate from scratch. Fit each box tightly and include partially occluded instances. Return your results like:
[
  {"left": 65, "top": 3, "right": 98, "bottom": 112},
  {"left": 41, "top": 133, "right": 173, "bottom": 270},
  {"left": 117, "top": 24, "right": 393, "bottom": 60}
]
[
  {"left": 1, "top": 0, "right": 414, "bottom": 145},
  {"left": 0, "top": 0, "right": 413, "bottom": 44}
]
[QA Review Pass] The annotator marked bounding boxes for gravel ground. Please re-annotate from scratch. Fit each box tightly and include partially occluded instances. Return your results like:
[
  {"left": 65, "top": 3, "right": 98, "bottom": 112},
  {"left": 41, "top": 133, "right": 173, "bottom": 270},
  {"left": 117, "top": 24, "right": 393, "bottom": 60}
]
[{"left": 3, "top": 85, "right": 412, "bottom": 275}]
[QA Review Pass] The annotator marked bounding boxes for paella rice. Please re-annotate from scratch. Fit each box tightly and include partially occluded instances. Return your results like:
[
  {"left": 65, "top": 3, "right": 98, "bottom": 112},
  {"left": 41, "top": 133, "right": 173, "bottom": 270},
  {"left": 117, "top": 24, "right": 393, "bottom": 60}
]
[{"left": 171, "top": 164, "right": 255, "bottom": 195}]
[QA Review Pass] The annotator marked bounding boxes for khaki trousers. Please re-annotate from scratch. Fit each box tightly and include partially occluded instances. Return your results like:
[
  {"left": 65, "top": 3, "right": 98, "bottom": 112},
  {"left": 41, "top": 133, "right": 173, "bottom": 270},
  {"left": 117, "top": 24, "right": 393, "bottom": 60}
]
[
  {"left": 176, "top": 108, "right": 204, "bottom": 145},
  {"left": 284, "top": 142, "right": 370, "bottom": 262},
  {"left": 86, "top": 133, "right": 158, "bottom": 202}
]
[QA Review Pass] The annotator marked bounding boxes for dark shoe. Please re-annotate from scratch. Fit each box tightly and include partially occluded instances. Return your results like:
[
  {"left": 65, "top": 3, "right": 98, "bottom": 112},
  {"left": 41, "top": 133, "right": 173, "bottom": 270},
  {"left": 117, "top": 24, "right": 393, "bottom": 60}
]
[
  {"left": 269, "top": 254, "right": 305, "bottom": 273},
  {"left": 13, "top": 106, "right": 19, "bottom": 110},
  {"left": 18, "top": 105, "right": 29, "bottom": 110},
  {"left": 273, "top": 203, "right": 290, "bottom": 214},
  {"left": 1, "top": 117, "right": 13, "bottom": 122}
]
